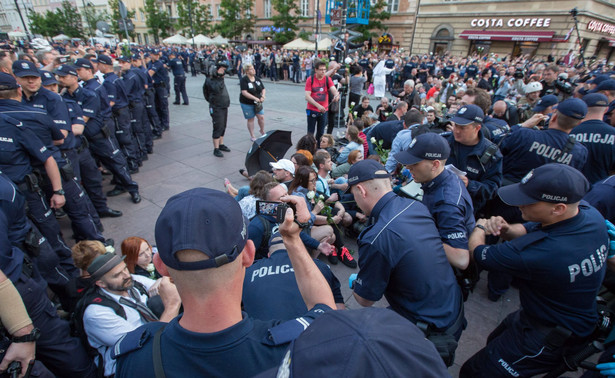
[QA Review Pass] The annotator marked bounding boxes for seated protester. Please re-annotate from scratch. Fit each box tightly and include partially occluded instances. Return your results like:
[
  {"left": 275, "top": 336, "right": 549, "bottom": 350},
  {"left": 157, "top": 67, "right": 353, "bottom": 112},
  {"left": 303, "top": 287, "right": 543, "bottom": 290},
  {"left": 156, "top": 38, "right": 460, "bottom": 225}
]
[
  {"left": 121, "top": 237, "right": 161, "bottom": 279},
  {"left": 337, "top": 126, "right": 365, "bottom": 164},
  {"left": 237, "top": 171, "right": 275, "bottom": 219},
  {"left": 386, "top": 100, "right": 408, "bottom": 122},
  {"left": 112, "top": 189, "right": 335, "bottom": 377},
  {"left": 295, "top": 133, "right": 318, "bottom": 157},
  {"left": 375, "top": 96, "right": 393, "bottom": 122},
  {"left": 75, "top": 251, "right": 181, "bottom": 377},
  {"left": 352, "top": 96, "right": 373, "bottom": 120},
  {"left": 354, "top": 119, "right": 370, "bottom": 159},
  {"left": 395, "top": 133, "right": 475, "bottom": 271},
  {"left": 331, "top": 150, "right": 363, "bottom": 179},
  {"left": 314, "top": 150, "right": 350, "bottom": 196},
  {"left": 248, "top": 182, "right": 334, "bottom": 260},
  {"left": 291, "top": 151, "right": 312, "bottom": 169},
  {"left": 270, "top": 159, "right": 295, "bottom": 188},
  {"left": 319, "top": 133, "right": 339, "bottom": 163},
  {"left": 243, "top": 232, "right": 345, "bottom": 321}
]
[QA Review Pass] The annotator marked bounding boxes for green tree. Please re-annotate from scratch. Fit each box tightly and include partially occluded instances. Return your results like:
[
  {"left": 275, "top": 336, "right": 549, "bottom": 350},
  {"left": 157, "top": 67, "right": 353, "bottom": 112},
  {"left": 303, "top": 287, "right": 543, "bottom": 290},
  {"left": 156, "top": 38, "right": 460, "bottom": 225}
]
[
  {"left": 82, "top": 6, "right": 109, "bottom": 38},
  {"left": 28, "top": 9, "right": 53, "bottom": 37},
  {"left": 354, "top": 0, "right": 390, "bottom": 41},
  {"left": 216, "top": 0, "right": 255, "bottom": 39},
  {"left": 176, "top": 0, "right": 213, "bottom": 37},
  {"left": 271, "top": 0, "right": 302, "bottom": 45},
  {"left": 109, "top": 0, "right": 136, "bottom": 39},
  {"left": 57, "top": 1, "right": 85, "bottom": 38},
  {"left": 143, "top": 0, "right": 173, "bottom": 44}
]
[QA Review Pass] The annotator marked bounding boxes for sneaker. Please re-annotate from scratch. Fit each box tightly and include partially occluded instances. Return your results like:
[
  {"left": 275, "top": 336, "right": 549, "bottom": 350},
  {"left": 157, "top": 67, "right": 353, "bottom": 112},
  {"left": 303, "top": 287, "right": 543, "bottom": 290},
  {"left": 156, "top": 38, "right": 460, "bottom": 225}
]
[
  {"left": 328, "top": 248, "right": 338, "bottom": 265},
  {"left": 219, "top": 144, "right": 231, "bottom": 152},
  {"left": 338, "top": 247, "right": 357, "bottom": 269},
  {"left": 213, "top": 148, "right": 224, "bottom": 157}
]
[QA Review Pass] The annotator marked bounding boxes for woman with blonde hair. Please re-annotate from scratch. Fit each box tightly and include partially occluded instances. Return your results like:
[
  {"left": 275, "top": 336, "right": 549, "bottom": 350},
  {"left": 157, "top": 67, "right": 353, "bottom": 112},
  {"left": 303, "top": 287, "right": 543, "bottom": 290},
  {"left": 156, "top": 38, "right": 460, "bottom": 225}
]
[{"left": 240, "top": 63, "right": 266, "bottom": 141}]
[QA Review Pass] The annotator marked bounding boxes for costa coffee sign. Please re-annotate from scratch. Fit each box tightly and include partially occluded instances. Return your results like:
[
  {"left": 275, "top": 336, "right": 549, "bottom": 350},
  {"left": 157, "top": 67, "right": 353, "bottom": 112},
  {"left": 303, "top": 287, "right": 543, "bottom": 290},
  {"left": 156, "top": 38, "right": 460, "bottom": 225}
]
[
  {"left": 587, "top": 19, "right": 615, "bottom": 36},
  {"left": 471, "top": 18, "right": 551, "bottom": 28}
]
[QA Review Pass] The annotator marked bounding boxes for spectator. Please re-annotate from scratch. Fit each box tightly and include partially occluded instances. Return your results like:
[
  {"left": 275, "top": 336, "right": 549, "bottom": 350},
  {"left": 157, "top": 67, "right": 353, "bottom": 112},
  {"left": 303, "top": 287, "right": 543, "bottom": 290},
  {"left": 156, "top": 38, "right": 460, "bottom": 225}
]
[{"left": 121, "top": 237, "right": 161, "bottom": 279}]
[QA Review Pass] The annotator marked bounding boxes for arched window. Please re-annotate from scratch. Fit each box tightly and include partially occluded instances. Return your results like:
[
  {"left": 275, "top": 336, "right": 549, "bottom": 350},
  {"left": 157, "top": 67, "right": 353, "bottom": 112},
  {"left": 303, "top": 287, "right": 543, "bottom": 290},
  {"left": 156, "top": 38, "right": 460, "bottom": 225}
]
[{"left": 430, "top": 24, "right": 454, "bottom": 56}]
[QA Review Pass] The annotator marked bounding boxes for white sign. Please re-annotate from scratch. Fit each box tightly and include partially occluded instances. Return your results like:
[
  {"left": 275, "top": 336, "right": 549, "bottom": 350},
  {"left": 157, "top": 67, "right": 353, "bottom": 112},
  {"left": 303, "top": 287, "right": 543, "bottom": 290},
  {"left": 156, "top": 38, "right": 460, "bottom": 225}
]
[
  {"left": 587, "top": 20, "right": 615, "bottom": 36},
  {"left": 470, "top": 18, "right": 551, "bottom": 28}
]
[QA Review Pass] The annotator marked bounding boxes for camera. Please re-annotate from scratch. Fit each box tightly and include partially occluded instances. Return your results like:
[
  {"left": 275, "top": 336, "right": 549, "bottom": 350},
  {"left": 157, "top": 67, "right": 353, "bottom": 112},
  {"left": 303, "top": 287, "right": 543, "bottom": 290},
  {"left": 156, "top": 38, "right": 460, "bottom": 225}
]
[
  {"left": 256, "top": 201, "right": 296, "bottom": 224},
  {"left": 514, "top": 68, "right": 525, "bottom": 79},
  {"left": 555, "top": 77, "right": 575, "bottom": 95}
]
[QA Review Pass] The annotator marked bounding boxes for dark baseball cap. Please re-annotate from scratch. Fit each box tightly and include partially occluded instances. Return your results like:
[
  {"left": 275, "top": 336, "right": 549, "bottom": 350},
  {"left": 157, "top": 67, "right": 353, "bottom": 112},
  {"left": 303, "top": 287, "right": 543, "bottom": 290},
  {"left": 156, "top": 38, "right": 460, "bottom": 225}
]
[
  {"left": 588, "top": 74, "right": 610, "bottom": 85},
  {"left": 346, "top": 160, "right": 391, "bottom": 190},
  {"left": 96, "top": 54, "right": 113, "bottom": 65},
  {"left": 40, "top": 70, "right": 58, "bottom": 86},
  {"left": 53, "top": 64, "right": 78, "bottom": 77},
  {"left": 533, "top": 94, "right": 558, "bottom": 112},
  {"left": 0, "top": 72, "right": 20, "bottom": 89},
  {"left": 12, "top": 60, "right": 40, "bottom": 77},
  {"left": 131, "top": 54, "right": 141, "bottom": 61},
  {"left": 556, "top": 98, "right": 587, "bottom": 120},
  {"left": 257, "top": 308, "right": 449, "bottom": 378},
  {"left": 155, "top": 188, "right": 248, "bottom": 271},
  {"left": 498, "top": 163, "right": 589, "bottom": 206},
  {"left": 583, "top": 93, "right": 609, "bottom": 108},
  {"left": 590, "top": 79, "right": 615, "bottom": 93},
  {"left": 450, "top": 104, "right": 484, "bottom": 125},
  {"left": 87, "top": 252, "right": 126, "bottom": 281},
  {"left": 394, "top": 133, "right": 450, "bottom": 166},
  {"left": 117, "top": 55, "right": 131, "bottom": 63},
  {"left": 74, "top": 58, "right": 93, "bottom": 69}
]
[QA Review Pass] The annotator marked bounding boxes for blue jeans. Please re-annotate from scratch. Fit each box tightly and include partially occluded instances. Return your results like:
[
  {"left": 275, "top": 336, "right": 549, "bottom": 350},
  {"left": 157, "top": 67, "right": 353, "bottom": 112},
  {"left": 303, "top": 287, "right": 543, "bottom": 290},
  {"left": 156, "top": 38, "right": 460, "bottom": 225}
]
[{"left": 306, "top": 109, "right": 327, "bottom": 141}]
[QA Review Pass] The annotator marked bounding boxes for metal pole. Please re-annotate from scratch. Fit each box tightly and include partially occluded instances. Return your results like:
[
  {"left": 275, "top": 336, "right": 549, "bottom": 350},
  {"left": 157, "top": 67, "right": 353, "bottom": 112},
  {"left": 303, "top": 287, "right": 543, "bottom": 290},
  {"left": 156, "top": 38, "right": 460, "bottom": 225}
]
[
  {"left": 188, "top": 0, "right": 195, "bottom": 48},
  {"left": 122, "top": 18, "right": 130, "bottom": 42},
  {"left": 341, "top": 0, "right": 347, "bottom": 62},
  {"left": 570, "top": 8, "right": 585, "bottom": 65},
  {"left": 409, "top": 0, "right": 421, "bottom": 54},
  {"left": 314, "top": 0, "right": 318, "bottom": 56},
  {"left": 13, "top": 0, "right": 31, "bottom": 41}
]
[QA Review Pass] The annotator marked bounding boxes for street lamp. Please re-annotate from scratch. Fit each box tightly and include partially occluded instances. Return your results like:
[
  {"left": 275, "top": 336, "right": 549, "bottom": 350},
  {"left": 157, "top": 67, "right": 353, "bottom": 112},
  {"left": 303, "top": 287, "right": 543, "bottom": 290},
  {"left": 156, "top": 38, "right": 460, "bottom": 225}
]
[
  {"left": 569, "top": 7, "right": 585, "bottom": 65},
  {"left": 13, "top": 0, "right": 31, "bottom": 41}
]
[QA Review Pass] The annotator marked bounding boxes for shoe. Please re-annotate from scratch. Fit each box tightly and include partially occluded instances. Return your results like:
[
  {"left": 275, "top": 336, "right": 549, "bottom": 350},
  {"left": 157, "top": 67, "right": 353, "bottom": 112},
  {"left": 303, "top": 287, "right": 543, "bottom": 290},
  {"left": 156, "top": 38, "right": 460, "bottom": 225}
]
[
  {"left": 488, "top": 292, "right": 501, "bottom": 302},
  {"left": 99, "top": 208, "right": 123, "bottom": 218},
  {"left": 239, "top": 169, "right": 249, "bottom": 179},
  {"left": 130, "top": 192, "right": 142, "bottom": 204},
  {"left": 250, "top": 136, "right": 257, "bottom": 142},
  {"left": 214, "top": 148, "right": 224, "bottom": 157},
  {"left": 104, "top": 238, "right": 115, "bottom": 247},
  {"left": 328, "top": 248, "right": 338, "bottom": 265},
  {"left": 162, "top": 126, "right": 169, "bottom": 131},
  {"left": 141, "top": 154, "right": 149, "bottom": 161},
  {"left": 54, "top": 208, "right": 67, "bottom": 219},
  {"left": 338, "top": 247, "right": 357, "bottom": 269},
  {"left": 129, "top": 167, "right": 139, "bottom": 174},
  {"left": 218, "top": 144, "right": 231, "bottom": 152},
  {"left": 173, "top": 102, "right": 180, "bottom": 105},
  {"left": 147, "top": 148, "right": 154, "bottom": 154},
  {"left": 153, "top": 134, "right": 162, "bottom": 140},
  {"left": 106, "top": 188, "right": 126, "bottom": 197}
]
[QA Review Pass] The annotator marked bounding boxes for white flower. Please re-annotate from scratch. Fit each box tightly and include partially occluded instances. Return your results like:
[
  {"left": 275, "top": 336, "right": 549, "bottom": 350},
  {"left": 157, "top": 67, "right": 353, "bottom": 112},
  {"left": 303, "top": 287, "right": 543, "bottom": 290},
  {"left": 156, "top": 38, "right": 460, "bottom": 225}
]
[
  {"left": 105, "top": 245, "right": 115, "bottom": 254},
  {"left": 370, "top": 137, "right": 377, "bottom": 144},
  {"left": 306, "top": 191, "right": 315, "bottom": 200},
  {"left": 350, "top": 102, "right": 356, "bottom": 106},
  {"left": 146, "top": 263, "right": 155, "bottom": 273}
]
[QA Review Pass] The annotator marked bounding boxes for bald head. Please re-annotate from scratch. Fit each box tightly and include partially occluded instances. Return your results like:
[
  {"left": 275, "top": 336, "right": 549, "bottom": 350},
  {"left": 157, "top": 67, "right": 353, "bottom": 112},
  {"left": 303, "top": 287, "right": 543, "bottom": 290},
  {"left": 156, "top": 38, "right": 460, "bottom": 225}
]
[{"left": 492, "top": 100, "right": 507, "bottom": 117}]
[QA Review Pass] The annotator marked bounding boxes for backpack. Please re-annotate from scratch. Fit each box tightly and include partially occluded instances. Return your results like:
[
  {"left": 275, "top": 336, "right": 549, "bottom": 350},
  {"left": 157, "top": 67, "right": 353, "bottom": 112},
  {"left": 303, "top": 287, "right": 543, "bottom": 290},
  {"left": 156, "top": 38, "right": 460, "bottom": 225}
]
[{"left": 70, "top": 281, "right": 149, "bottom": 376}]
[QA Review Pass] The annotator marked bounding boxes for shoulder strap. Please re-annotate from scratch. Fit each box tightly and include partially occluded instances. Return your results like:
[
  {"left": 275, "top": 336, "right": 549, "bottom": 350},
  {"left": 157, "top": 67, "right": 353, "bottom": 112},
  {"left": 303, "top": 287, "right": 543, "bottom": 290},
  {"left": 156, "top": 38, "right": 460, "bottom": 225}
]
[
  {"left": 153, "top": 325, "right": 167, "bottom": 378},
  {"left": 133, "top": 280, "right": 148, "bottom": 297}
]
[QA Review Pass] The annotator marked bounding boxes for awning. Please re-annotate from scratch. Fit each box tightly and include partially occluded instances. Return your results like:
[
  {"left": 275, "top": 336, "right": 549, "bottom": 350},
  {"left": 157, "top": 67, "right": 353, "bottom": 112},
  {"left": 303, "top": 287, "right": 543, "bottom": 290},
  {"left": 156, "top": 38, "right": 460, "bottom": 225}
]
[{"left": 459, "top": 30, "right": 555, "bottom": 42}]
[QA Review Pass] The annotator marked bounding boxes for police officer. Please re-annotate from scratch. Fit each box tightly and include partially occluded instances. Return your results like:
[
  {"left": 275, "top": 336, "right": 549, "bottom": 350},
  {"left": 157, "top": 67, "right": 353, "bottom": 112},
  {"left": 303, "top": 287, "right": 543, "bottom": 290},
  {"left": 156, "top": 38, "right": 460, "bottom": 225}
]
[
  {"left": 570, "top": 93, "right": 615, "bottom": 184},
  {"left": 242, "top": 232, "right": 344, "bottom": 320},
  {"left": 0, "top": 171, "right": 97, "bottom": 378},
  {"left": 203, "top": 60, "right": 231, "bottom": 158},
  {"left": 97, "top": 54, "right": 140, "bottom": 172},
  {"left": 460, "top": 164, "right": 607, "bottom": 377},
  {"left": 347, "top": 160, "right": 464, "bottom": 366},
  {"left": 395, "top": 133, "right": 476, "bottom": 271},
  {"left": 58, "top": 64, "right": 142, "bottom": 204},
  {"left": 169, "top": 51, "right": 189, "bottom": 106},
  {"left": 445, "top": 104, "right": 503, "bottom": 215},
  {"left": 113, "top": 189, "right": 335, "bottom": 377},
  {"left": 589, "top": 79, "right": 615, "bottom": 126},
  {"left": 148, "top": 49, "right": 170, "bottom": 131},
  {"left": 189, "top": 49, "right": 197, "bottom": 77},
  {"left": 132, "top": 54, "right": 161, "bottom": 145},
  {"left": 118, "top": 56, "right": 149, "bottom": 163},
  {"left": 584, "top": 175, "right": 615, "bottom": 222}
]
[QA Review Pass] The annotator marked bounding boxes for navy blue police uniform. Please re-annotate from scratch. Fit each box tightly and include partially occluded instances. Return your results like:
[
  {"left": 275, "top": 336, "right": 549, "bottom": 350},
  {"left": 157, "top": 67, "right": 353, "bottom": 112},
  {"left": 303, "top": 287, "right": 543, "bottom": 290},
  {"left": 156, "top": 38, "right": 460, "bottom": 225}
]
[
  {"left": 465, "top": 63, "right": 478, "bottom": 79},
  {"left": 149, "top": 52, "right": 170, "bottom": 131},
  {"left": 247, "top": 214, "right": 319, "bottom": 260},
  {"left": 0, "top": 172, "right": 97, "bottom": 378},
  {"left": 136, "top": 55, "right": 162, "bottom": 139},
  {"left": 584, "top": 175, "right": 615, "bottom": 222},
  {"left": 169, "top": 56, "right": 189, "bottom": 105},
  {"left": 384, "top": 57, "right": 395, "bottom": 91},
  {"left": 366, "top": 119, "right": 404, "bottom": 150},
  {"left": 461, "top": 165, "right": 608, "bottom": 377},
  {"left": 243, "top": 248, "right": 343, "bottom": 321},
  {"left": 119, "top": 56, "right": 149, "bottom": 160},
  {"left": 569, "top": 94, "right": 615, "bottom": 184}
]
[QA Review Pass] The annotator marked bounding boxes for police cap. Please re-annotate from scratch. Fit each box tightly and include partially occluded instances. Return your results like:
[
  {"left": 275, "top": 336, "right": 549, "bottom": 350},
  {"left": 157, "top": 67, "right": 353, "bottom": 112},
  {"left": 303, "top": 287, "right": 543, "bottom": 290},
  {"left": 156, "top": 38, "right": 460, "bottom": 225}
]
[
  {"left": 346, "top": 160, "right": 391, "bottom": 191},
  {"left": 53, "top": 64, "right": 78, "bottom": 77},
  {"left": 582, "top": 93, "right": 609, "bottom": 108},
  {"left": 74, "top": 58, "right": 94, "bottom": 69},
  {"left": 394, "top": 133, "right": 450, "bottom": 166},
  {"left": 40, "top": 70, "right": 58, "bottom": 85},
  {"left": 556, "top": 98, "right": 587, "bottom": 120},
  {"left": 450, "top": 104, "right": 484, "bottom": 125},
  {"left": 533, "top": 94, "right": 558, "bottom": 113},
  {"left": 0, "top": 72, "right": 20, "bottom": 89},
  {"left": 12, "top": 60, "right": 40, "bottom": 78}
]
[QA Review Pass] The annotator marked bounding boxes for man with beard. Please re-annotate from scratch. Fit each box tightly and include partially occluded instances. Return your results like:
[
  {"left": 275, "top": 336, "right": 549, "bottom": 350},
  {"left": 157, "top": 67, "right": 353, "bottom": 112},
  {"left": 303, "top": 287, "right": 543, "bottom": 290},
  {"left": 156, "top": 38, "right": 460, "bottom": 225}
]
[{"left": 78, "top": 252, "right": 181, "bottom": 377}]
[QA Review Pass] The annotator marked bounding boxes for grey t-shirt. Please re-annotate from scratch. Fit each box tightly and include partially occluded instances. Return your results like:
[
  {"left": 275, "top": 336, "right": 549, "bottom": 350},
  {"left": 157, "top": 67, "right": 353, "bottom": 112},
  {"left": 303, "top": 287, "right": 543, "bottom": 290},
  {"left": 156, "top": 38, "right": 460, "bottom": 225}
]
[{"left": 350, "top": 75, "right": 367, "bottom": 95}]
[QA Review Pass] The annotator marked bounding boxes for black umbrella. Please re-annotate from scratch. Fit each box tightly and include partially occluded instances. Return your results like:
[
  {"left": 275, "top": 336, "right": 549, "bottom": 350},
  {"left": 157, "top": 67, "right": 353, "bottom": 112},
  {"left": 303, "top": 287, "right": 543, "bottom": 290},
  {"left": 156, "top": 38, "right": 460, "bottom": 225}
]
[{"left": 245, "top": 130, "right": 293, "bottom": 176}]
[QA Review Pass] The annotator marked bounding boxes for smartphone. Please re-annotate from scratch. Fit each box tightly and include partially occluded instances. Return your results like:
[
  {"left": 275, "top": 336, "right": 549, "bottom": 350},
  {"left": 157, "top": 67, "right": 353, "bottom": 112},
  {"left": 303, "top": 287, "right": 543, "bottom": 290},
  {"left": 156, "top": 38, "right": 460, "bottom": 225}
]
[{"left": 256, "top": 201, "right": 295, "bottom": 223}]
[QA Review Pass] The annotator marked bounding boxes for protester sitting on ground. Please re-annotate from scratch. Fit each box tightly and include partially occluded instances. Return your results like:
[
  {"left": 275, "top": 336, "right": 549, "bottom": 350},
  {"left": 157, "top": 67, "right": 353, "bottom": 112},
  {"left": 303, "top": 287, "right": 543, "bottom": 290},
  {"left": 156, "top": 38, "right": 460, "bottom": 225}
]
[
  {"left": 331, "top": 149, "right": 363, "bottom": 179},
  {"left": 294, "top": 150, "right": 313, "bottom": 166},
  {"left": 319, "top": 133, "right": 339, "bottom": 162},
  {"left": 121, "top": 237, "right": 161, "bottom": 279},
  {"left": 337, "top": 126, "right": 365, "bottom": 164},
  {"left": 296, "top": 134, "right": 318, "bottom": 156}
]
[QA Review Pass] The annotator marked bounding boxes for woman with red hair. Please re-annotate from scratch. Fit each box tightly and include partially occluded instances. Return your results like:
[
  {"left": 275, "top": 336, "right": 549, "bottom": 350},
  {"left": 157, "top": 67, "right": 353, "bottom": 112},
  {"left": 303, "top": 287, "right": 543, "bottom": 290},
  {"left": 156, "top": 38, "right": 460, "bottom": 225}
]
[{"left": 121, "top": 237, "right": 161, "bottom": 279}]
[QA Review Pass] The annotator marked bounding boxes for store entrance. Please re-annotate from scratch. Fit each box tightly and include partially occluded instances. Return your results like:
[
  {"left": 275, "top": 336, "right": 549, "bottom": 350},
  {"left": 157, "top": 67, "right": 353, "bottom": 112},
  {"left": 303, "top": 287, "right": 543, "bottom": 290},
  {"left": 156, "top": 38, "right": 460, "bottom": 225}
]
[
  {"left": 512, "top": 41, "right": 539, "bottom": 58},
  {"left": 433, "top": 42, "right": 449, "bottom": 56}
]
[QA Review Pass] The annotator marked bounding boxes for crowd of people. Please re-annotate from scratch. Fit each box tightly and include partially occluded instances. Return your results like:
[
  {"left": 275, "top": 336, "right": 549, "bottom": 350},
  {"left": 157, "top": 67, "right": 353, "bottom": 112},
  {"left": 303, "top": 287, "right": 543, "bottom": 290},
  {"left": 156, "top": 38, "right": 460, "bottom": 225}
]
[{"left": 1, "top": 34, "right": 615, "bottom": 378}]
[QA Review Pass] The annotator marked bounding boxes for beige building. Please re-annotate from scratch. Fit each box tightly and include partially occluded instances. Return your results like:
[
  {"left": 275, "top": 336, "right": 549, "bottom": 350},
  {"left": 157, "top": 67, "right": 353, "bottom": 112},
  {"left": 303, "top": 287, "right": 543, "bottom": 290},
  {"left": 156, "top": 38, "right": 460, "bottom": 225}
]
[{"left": 410, "top": 0, "right": 615, "bottom": 62}]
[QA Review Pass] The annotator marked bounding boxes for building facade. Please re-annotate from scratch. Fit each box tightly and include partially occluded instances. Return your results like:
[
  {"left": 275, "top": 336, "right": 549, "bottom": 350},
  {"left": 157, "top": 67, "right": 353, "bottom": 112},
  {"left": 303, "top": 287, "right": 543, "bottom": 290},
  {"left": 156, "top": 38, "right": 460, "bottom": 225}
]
[{"left": 1, "top": 0, "right": 35, "bottom": 34}]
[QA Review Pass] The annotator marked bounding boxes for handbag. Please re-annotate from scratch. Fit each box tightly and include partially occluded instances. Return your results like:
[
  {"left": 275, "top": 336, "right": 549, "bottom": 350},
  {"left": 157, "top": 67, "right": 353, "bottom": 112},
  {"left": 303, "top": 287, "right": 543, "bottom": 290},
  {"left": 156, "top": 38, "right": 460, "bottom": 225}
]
[
  {"left": 367, "top": 83, "right": 374, "bottom": 95},
  {"left": 254, "top": 101, "right": 263, "bottom": 113}
]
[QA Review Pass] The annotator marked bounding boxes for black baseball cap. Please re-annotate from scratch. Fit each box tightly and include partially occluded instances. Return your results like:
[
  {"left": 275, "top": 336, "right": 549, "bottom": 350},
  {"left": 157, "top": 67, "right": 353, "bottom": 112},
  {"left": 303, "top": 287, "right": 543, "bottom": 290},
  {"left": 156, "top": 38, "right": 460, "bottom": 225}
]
[
  {"left": 346, "top": 160, "right": 390, "bottom": 191},
  {"left": 12, "top": 60, "right": 40, "bottom": 78},
  {"left": 394, "top": 133, "right": 450, "bottom": 166},
  {"left": 498, "top": 163, "right": 589, "bottom": 206},
  {"left": 0, "top": 72, "right": 20, "bottom": 89},
  {"left": 556, "top": 98, "right": 587, "bottom": 120},
  {"left": 40, "top": 70, "right": 58, "bottom": 85},
  {"left": 450, "top": 104, "right": 484, "bottom": 125},
  {"left": 155, "top": 188, "right": 248, "bottom": 271},
  {"left": 74, "top": 58, "right": 94, "bottom": 69},
  {"left": 53, "top": 64, "right": 78, "bottom": 77}
]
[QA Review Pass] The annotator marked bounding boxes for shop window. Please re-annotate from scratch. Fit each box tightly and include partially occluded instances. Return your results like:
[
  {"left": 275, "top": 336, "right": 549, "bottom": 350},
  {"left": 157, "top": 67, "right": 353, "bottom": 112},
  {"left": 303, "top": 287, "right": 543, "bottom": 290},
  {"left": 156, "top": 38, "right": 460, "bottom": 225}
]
[
  {"left": 468, "top": 40, "right": 491, "bottom": 56},
  {"left": 594, "top": 38, "right": 608, "bottom": 58},
  {"left": 512, "top": 41, "right": 539, "bottom": 58}
]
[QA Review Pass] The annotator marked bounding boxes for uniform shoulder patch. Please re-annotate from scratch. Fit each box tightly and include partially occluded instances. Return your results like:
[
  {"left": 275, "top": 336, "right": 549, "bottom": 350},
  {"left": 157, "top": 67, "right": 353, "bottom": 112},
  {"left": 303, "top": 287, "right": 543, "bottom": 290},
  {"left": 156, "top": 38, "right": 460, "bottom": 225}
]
[
  {"left": 0, "top": 114, "right": 23, "bottom": 127},
  {"left": 111, "top": 323, "right": 162, "bottom": 359}
]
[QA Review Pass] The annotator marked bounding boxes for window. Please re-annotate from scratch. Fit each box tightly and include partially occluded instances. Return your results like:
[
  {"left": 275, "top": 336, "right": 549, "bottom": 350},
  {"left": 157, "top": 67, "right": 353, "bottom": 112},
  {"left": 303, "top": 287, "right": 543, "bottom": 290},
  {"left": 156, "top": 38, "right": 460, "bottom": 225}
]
[
  {"left": 264, "top": 0, "right": 271, "bottom": 18},
  {"left": 387, "top": 0, "right": 399, "bottom": 13},
  {"left": 216, "top": 4, "right": 221, "bottom": 20},
  {"left": 166, "top": 5, "right": 172, "bottom": 17},
  {"left": 140, "top": 10, "right": 144, "bottom": 21},
  {"left": 300, "top": 0, "right": 309, "bottom": 17}
]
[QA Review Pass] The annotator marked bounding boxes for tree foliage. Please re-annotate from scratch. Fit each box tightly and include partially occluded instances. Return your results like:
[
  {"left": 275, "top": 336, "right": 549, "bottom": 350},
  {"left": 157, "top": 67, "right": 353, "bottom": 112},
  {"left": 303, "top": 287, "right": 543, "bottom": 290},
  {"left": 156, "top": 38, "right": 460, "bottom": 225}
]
[
  {"left": 176, "top": 0, "right": 213, "bottom": 37},
  {"left": 109, "top": 0, "right": 136, "bottom": 39},
  {"left": 82, "top": 6, "right": 110, "bottom": 37},
  {"left": 142, "top": 0, "right": 173, "bottom": 44},
  {"left": 216, "top": 0, "right": 255, "bottom": 39},
  {"left": 271, "top": 0, "right": 302, "bottom": 45},
  {"left": 354, "top": 0, "right": 390, "bottom": 41},
  {"left": 28, "top": 1, "right": 84, "bottom": 38}
]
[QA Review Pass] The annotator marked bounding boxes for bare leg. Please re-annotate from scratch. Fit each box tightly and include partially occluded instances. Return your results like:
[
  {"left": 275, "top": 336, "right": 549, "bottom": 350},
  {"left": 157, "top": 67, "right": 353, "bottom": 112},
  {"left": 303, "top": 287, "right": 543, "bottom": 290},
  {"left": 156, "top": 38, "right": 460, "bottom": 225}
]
[
  {"left": 256, "top": 114, "right": 265, "bottom": 135},
  {"left": 247, "top": 118, "right": 256, "bottom": 139}
]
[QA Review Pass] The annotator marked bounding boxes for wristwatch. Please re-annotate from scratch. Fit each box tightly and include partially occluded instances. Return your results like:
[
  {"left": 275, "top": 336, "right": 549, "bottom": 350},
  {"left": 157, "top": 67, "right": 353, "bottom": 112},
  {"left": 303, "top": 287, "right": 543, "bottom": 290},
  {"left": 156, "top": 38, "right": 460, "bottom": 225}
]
[
  {"left": 12, "top": 327, "right": 41, "bottom": 343},
  {"left": 475, "top": 224, "right": 487, "bottom": 232},
  {"left": 53, "top": 189, "right": 65, "bottom": 195}
]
